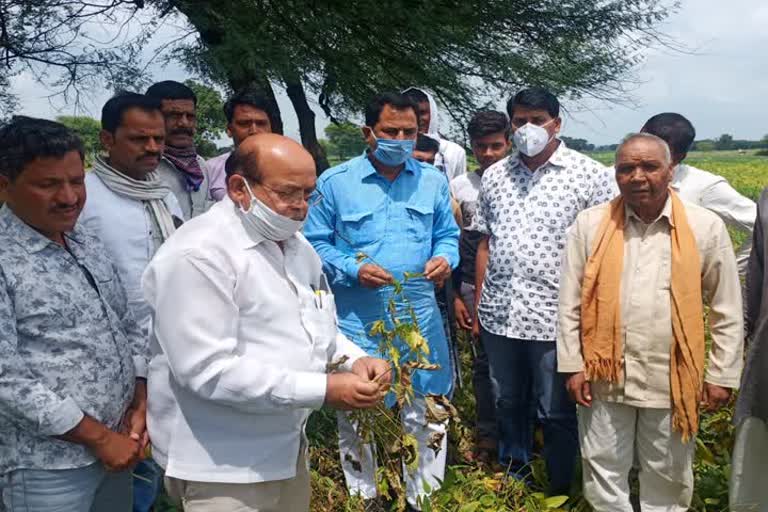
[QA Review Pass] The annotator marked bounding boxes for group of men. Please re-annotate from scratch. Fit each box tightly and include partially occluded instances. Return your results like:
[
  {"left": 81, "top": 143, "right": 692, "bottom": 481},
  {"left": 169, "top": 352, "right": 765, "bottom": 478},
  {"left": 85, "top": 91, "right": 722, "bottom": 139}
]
[{"left": 0, "top": 79, "right": 765, "bottom": 512}]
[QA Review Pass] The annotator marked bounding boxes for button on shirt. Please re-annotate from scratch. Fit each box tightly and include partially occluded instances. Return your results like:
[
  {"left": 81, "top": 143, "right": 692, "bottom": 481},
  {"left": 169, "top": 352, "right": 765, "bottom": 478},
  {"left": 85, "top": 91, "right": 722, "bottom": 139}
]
[
  {"left": 558, "top": 198, "right": 744, "bottom": 407},
  {"left": 474, "top": 143, "right": 618, "bottom": 341},
  {"left": 304, "top": 155, "right": 459, "bottom": 396},
  {"left": 142, "top": 198, "right": 368, "bottom": 483},
  {"left": 80, "top": 172, "right": 184, "bottom": 337},
  {"left": 0, "top": 206, "right": 144, "bottom": 474}
]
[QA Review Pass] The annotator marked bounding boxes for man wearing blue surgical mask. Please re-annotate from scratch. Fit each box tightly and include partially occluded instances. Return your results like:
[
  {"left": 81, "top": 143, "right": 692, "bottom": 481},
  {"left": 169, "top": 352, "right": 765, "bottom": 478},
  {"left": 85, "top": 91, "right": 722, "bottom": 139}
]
[{"left": 305, "top": 92, "right": 460, "bottom": 510}]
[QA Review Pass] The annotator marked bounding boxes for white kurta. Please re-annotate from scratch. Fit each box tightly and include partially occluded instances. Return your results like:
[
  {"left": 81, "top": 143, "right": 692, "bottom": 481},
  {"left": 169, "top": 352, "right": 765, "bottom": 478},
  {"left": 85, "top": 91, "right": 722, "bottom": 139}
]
[{"left": 142, "top": 197, "right": 367, "bottom": 484}]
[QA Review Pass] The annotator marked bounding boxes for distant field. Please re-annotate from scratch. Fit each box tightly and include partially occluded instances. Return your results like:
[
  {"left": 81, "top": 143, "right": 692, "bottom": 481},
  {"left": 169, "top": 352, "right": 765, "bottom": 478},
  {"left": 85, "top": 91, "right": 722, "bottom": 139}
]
[{"left": 589, "top": 149, "right": 768, "bottom": 201}]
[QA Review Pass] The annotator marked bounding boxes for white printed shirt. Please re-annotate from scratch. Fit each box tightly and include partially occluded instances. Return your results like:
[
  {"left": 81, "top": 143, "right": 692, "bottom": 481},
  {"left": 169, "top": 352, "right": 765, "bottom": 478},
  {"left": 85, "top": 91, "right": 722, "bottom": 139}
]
[{"left": 474, "top": 142, "right": 618, "bottom": 341}]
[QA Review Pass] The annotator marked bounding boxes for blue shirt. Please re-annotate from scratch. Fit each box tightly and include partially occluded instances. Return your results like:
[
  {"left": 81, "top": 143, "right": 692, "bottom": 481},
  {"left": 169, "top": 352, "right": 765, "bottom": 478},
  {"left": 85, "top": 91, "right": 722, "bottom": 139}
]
[
  {"left": 304, "top": 155, "right": 459, "bottom": 396},
  {"left": 0, "top": 206, "right": 145, "bottom": 474}
]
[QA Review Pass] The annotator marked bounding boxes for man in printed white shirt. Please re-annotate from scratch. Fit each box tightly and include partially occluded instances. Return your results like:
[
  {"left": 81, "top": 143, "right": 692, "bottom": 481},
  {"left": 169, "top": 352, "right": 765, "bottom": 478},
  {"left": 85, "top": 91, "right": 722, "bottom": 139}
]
[
  {"left": 473, "top": 88, "right": 618, "bottom": 494},
  {"left": 142, "top": 134, "right": 391, "bottom": 512},
  {"left": 641, "top": 112, "right": 756, "bottom": 273}
]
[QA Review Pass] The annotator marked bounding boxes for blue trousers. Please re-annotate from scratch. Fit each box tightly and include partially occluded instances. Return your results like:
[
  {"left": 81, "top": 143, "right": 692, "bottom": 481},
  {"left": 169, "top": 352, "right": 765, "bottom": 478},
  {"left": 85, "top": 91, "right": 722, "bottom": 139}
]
[
  {"left": 1, "top": 463, "right": 131, "bottom": 512},
  {"left": 481, "top": 328, "right": 579, "bottom": 495}
]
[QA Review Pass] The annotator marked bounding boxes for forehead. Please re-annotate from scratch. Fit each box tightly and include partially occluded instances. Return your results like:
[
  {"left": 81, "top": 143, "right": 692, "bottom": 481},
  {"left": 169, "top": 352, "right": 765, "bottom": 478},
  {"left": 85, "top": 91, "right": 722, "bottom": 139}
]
[
  {"left": 118, "top": 108, "right": 165, "bottom": 131},
  {"left": 376, "top": 105, "right": 418, "bottom": 128},
  {"left": 616, "top": 139, "right": 667, "bottom": 163},
  {"left": 472, "top": 132, "right": 509, "bottom": 144},
  {"left": 232, "top": 104, "right": 270, "bottom": 120},
  {"left": 18, "top": 151, "right": 84, "bottom": 181},
  {"left": 510, "top": 104, "right": 553, "bottom": 120},
  {"left": 160, "top": 99, "right": 195, "bottom": 113}
]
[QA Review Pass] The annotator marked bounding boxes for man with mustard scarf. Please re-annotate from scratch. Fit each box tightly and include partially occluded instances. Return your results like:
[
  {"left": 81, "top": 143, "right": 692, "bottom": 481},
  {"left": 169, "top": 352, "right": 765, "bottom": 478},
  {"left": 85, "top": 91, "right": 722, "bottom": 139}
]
[{"left": 557, "top": 133, "right": 744, "bottom": 511}]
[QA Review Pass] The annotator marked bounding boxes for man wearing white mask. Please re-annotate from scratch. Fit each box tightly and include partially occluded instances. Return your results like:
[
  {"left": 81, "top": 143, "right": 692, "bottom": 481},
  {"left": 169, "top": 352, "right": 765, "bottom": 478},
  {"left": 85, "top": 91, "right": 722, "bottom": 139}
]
[
  {"left": 473, "top": 87, "right": 617, "bottom": 495},
  {"left": 142, "top": 133, "right": 391, "bottom": 512},
  {"left": 402, "top": 87, "right": 467, "bottom": 181}
]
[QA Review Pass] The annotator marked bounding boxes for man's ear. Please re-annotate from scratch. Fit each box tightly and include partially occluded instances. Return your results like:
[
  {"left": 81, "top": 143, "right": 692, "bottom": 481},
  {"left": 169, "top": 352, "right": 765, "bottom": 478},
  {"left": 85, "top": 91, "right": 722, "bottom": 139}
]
[
  {"left": 227, "top": 174, "right": 249, "bottom": 210},
  {"left": 362, "top": 126, "right": 376, "bottom": 147},
  {"left": 99, "top": 129, "right": 115, "bottom": 153}
]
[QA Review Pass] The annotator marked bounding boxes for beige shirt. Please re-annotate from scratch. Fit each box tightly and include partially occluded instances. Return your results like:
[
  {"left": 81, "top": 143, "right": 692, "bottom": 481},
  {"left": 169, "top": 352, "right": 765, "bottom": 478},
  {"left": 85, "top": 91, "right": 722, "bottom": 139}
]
[{"left": 557, "top": 196, "right": 744, "bottom": 408}]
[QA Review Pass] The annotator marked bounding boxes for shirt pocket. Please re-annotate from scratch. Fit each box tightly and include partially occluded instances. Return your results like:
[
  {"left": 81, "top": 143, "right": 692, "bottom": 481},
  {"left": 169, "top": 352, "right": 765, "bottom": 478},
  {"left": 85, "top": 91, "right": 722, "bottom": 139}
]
[
  {"left": 404, "top": 203, "right": 434, "bottom": 242},
  {"left": 338, "top": 210, "right": 376, "bottom": 247}
]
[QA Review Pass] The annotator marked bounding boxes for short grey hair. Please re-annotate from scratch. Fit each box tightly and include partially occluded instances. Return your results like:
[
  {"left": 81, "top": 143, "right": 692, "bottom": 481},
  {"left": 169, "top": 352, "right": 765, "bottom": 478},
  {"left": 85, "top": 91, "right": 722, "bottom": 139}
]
[{"left": 615, "top": 132, "right": 672, "bottom": 166}]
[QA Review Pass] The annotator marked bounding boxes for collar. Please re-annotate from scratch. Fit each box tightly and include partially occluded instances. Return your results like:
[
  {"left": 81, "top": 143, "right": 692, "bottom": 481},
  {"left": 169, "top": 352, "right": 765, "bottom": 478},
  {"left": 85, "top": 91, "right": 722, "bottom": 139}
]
[
  {"left": 358, "top": 152, "right": 419, "bottom": 180},
  {"left": 508, "top": 139, "right": 568, "bottom": 171},
  {"left": 625, "top": 194, "right": 675, "bottom": 227},
  {"left": 0, "top": 204, "right": 85, "bottom": 254}
]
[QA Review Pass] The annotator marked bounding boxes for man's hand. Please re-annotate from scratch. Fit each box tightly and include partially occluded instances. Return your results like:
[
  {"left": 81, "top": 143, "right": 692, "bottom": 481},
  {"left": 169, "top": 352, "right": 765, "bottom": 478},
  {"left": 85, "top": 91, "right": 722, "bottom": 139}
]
[
  {"left": 122, "top": 380, "right": 148, "bottom": 450},
  {"left": 352, "top": 356, "right": 393, "bottom": 392},
  {"left": 471, "top": 311, "right": 480, "bottom": 339},
  {"left": 424, "top": 257, "right": 451, "bottom": 286},
  {"left": 90, "top": 430, "right": 144, "bottom": 472},
  {"left": 358, "top": 264, "right": 393, "bottom": 288},
  {"left": 325, "top": 373, "right": 383, "bottom": 410},
  {"left": 454, "top": 296, "right": 472, "bottom": 331},
  {"left": 565, "top": 372, "right": 592, "bottom": 407},
  {"left": 701, "top": 383, "right": 731, "bottom": 412}
]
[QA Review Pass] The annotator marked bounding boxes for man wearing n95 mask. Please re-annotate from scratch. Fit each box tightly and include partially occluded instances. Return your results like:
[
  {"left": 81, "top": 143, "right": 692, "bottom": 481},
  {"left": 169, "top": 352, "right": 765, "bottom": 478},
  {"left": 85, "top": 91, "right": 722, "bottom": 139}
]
[
  {"left": 473, "top": 87, "right": 617, "bottom": 495},
  {"left": 142, "top": 134, "right": 391, "bottom": 512}
]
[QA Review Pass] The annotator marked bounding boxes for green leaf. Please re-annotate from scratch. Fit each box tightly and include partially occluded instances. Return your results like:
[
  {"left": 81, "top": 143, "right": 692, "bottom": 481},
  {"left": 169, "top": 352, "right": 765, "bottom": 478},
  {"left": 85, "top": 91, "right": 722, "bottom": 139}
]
[
  {"left": 542, "top": 495, "right": 569, "bottom": 509},
  {"left": 458, "top": 503, "right": 480, "bottom": 512}
]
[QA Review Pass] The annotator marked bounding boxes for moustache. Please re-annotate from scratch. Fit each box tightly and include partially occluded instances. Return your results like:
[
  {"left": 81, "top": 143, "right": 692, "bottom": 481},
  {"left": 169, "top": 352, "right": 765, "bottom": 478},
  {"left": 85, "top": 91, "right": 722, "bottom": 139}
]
[
  {"left": 171, "top": 128, "right": 194, "bottom": 136},
  {"left": 50, "top": 203, "right": 79, "bottom": 213}
]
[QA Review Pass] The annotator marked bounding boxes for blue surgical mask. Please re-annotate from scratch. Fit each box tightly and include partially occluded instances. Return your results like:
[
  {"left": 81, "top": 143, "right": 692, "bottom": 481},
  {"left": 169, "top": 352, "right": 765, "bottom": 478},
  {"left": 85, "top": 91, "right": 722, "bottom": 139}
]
[{"left": 373, "top": 138, "right": 415, "bottom": 167}]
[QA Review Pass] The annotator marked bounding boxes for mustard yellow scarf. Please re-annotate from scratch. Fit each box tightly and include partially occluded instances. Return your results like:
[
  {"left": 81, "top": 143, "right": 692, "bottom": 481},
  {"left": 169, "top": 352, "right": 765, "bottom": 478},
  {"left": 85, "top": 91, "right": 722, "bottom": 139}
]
[{"left": 580, "top": 190, "right": 706, "bottom": 440}]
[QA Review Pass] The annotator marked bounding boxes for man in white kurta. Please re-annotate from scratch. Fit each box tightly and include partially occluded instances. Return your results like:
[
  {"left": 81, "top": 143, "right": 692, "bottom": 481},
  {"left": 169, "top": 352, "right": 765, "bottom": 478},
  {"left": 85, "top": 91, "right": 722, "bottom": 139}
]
[
  {"left": 557, "top": 134, "right": 743, "bottom": 512},
  {"left": 143, "top": 134, "right": 390, "bottom": 512}
]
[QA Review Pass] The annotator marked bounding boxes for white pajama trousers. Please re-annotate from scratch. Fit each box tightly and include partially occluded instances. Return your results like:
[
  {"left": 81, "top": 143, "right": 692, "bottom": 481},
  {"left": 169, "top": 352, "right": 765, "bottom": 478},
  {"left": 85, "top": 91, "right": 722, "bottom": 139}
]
[
  {"left": 578, "top": 400, "right": 694, "bottom": 512},
  {"left": 337, "top": 398, "right": 447, "bottom": 510}
]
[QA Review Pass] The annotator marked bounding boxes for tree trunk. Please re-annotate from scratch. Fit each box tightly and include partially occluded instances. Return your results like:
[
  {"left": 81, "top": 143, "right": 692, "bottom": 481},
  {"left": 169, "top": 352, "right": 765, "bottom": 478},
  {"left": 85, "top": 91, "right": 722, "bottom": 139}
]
[
  {"left": 283, "top": 74, "right": 330, "bottom": 175},
  {"left": 170, "top": 2, "right": 284, "bottom": 135}
]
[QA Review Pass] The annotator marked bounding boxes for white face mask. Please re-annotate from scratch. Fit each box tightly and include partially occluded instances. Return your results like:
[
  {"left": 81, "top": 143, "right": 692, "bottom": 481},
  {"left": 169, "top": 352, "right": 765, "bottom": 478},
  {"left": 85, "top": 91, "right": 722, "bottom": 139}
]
[
  {"left": 513, "top": 119, "right": 556, "bottom": 157},
  {"left": 238, "top": 179, "right": 304, "bottom": 242}
]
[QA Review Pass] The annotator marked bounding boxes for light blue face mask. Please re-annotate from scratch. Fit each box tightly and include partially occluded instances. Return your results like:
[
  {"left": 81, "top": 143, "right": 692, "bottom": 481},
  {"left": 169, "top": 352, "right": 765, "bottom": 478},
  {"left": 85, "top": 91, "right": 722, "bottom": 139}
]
[{"left": 372, "top": 137, "right": 416, "bottom": 167}]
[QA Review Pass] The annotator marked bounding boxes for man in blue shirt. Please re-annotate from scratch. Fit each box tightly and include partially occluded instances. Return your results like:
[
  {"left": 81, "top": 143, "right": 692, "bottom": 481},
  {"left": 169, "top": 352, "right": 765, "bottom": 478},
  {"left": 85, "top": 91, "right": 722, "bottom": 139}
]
[{"left": 305, "top": 92, "right": 459, "bottom": 510}]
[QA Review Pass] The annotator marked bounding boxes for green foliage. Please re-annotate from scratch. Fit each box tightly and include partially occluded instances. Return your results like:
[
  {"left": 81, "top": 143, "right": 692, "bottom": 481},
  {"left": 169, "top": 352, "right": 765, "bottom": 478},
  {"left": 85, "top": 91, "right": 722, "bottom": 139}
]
[
  {"left": 168, "top": 0, "right": 677, "bottom": 133},
  {"left": 183, "top": 79, "right": 226, "bottom": 157},
  {"left": 56, "top": 115, "right": 101, "bottom": 164},
  {"left": 560, "top": 136, "right": 594, "bottom": 152},
  {"left": 324, "top": 123, "right": 367, "bottom": 160}
]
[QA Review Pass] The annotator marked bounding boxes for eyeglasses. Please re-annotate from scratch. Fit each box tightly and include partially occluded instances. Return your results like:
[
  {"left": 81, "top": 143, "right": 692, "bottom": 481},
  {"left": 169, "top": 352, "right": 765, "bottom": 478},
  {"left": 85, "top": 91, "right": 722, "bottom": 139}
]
[{"left": 257, "top": 182, "right": 324, "bottom": 207}]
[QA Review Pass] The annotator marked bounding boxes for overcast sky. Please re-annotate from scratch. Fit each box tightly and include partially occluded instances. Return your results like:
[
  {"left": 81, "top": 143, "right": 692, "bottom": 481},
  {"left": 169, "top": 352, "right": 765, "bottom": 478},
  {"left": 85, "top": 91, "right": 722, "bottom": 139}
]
[{"left": 10, "top": 0, "right": 768, "bottom": 146}]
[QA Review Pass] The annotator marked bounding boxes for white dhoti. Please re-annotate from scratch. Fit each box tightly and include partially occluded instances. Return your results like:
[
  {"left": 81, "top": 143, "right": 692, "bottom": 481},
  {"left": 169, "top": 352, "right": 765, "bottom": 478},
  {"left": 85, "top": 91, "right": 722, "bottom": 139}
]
[
  {"left": 730, "top": 416, "right": 768, "bottom": 512},
  {"left": 578, "top": 400, "right": 694, "bottom": 512},
  {"left": 337, "top": 398, "right": 447, "bottom": 510}
]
